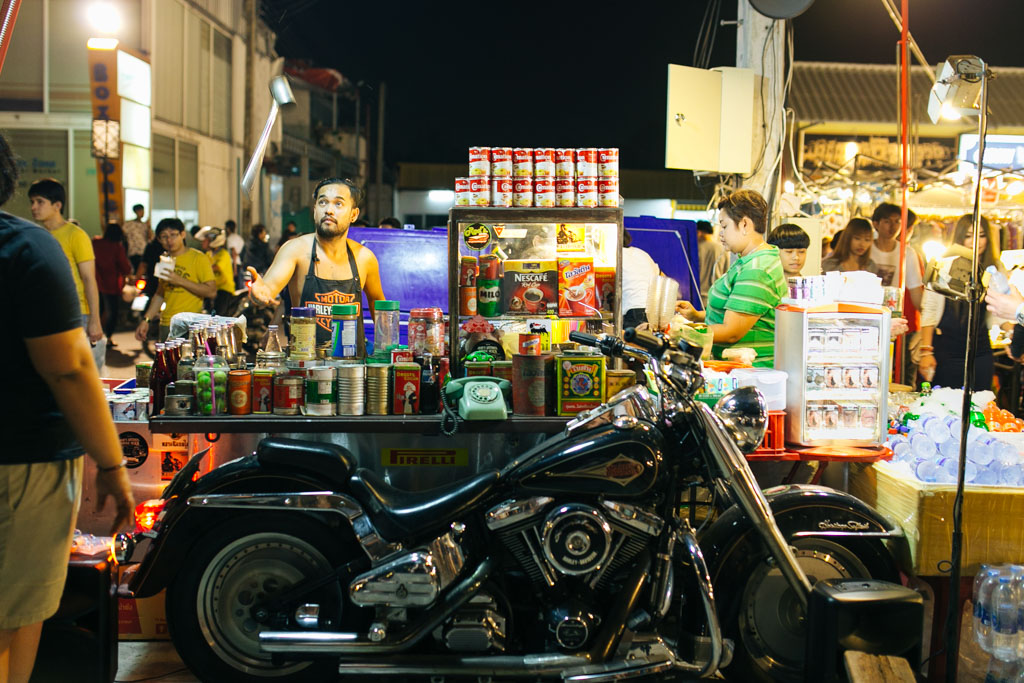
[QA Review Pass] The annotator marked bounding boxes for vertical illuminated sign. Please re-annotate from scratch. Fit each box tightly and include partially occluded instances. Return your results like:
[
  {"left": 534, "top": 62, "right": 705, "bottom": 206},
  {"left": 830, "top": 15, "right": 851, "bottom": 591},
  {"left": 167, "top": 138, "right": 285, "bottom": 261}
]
[{"left": 87, "top": 46, "right": 123, "bottom": 223}]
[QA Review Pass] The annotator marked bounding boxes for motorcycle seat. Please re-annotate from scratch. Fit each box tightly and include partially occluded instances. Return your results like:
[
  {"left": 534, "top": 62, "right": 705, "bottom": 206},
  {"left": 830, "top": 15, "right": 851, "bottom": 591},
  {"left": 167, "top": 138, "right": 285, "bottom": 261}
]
[
  {"left": 256, "top": 437, "right": 355, "bottom": 490},
  {"left": 349, "top": 467, "right": 499, "bottom": 540}
]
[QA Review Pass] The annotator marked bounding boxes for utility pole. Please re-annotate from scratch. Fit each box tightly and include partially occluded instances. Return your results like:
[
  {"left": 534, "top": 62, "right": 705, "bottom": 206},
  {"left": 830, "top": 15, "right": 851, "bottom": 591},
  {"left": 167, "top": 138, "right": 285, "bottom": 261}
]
[
  {"left": 735, "top": 1, "right": 786, "bottom": 212},
  {"left": 242, "top": 0, "right": 255, "bottom": 233}
]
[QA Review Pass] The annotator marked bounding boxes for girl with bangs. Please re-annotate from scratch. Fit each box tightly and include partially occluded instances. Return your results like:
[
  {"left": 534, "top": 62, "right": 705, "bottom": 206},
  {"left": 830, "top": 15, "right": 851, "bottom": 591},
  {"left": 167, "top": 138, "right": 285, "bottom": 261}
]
[{"left": 821, "top": 218, "right": 879, "bottom": 273}]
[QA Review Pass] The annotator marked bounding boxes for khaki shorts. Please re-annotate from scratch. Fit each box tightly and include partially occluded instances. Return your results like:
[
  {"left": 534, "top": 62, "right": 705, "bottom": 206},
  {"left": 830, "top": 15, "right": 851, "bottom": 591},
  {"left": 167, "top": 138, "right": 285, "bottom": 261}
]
[{"left": 0, "top": 458, "right": 83, "bottom": 629}]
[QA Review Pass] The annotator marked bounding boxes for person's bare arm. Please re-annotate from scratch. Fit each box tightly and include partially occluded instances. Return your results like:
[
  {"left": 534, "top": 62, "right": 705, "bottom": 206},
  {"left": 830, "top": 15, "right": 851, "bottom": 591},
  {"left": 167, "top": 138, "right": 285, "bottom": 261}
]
[
  {"left": 248, "top": 238, "right": 303, "bottom": 306},
  {"left": 135, "top": 289, "right": 164, "bottom": 341},
  {"left": 360, "top": 249, "right": 386, "bottom": 311},
  {"left": 161, "top": 270, "right": 216, "bottom": 299},
  {"left": 709, "top": 310, "right": 759, "bottom": 345},
  {"left": 26, "top": 327, "right": 134, "bottom": 532},
  {"left": 675, "top": 300, "right": 706, "bottom": 322},
  {"left": 908, "top": 285, "right": 923, "bottom": 311},
  {"left": 77, "top": 260, "right": 103, "bottom": 343}
]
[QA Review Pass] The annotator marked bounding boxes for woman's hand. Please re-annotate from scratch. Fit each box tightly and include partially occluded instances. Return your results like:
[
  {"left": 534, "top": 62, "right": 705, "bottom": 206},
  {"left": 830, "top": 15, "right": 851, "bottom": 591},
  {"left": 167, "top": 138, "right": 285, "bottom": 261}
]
[
  {"left": 675, "top": 300, "right": 702, "bottom": 321},
  {"left": 919, "top": 353, "right": 937, "bottom": 382},
  {"left": 986, "top": 286, "right": 1024, "bottom": 320},
  {"left": 890, "top": 317, "right": 908, "bottom": 338}
]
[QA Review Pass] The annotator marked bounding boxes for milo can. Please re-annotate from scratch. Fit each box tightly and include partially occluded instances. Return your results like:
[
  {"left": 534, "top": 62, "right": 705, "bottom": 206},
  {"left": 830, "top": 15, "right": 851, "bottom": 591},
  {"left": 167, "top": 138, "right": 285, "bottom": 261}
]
[{"left": 477, "top": 279, "right": 502, "bottom": 317}]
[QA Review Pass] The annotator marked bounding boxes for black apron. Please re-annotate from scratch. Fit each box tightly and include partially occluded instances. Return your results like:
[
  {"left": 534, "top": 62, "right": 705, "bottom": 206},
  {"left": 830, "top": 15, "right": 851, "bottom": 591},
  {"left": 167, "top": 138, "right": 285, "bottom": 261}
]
[
  {"left": 299, "top": 238, "right": 366, "bottom": 355},
  {"left": 932, "top": 297, "right": 992, "bottom": 391}
]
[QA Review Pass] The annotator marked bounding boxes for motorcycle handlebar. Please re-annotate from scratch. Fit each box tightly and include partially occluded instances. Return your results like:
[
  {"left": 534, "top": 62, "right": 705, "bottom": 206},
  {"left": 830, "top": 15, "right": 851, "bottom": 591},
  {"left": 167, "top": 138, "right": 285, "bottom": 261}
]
[
  {"left": 624, "top": 327, "right": 668, "bottom": 354},
  {"left": 568, "top": 331, "right": 601, "bottom": 348}
]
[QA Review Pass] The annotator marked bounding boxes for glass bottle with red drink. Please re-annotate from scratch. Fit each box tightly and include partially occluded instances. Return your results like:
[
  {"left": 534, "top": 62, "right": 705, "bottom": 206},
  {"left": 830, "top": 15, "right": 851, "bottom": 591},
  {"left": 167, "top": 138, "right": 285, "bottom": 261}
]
[{"left": 149, "top": 342, "right": 174, "bottom": 416}]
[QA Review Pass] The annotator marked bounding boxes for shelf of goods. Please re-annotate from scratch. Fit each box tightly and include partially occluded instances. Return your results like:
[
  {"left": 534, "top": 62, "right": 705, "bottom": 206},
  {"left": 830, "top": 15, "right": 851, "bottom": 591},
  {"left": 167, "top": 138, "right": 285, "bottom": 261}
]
[
  {"left": 776, "top": 303, "right": 892, "bottom": 448},
  {"left": 447, "top": 207, "right": 624, "bottom": 375},
  {"left": 149, "top": 414, "right": 572, "bottom": 435}
]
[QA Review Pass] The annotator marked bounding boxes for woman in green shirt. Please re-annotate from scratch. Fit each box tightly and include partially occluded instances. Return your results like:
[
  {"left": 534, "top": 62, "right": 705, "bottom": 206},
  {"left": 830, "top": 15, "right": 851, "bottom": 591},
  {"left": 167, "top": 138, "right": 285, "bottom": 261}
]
[{"left": 676, "top": 189, "right": 787, "bottom": 367}]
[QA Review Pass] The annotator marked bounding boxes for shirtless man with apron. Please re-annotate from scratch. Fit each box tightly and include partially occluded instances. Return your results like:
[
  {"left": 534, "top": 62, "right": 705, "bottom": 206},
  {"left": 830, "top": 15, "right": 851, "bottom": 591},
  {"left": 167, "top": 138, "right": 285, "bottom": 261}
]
[{"left": 247, "top": 178, "right": 385, "bottom": 356}]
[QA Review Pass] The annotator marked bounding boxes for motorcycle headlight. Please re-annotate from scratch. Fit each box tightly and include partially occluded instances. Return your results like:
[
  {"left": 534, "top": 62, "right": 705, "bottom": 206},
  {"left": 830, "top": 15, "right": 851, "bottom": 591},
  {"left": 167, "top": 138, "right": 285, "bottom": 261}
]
[{"left": 714, "top": 386, "right": 768, "bottom": 454}]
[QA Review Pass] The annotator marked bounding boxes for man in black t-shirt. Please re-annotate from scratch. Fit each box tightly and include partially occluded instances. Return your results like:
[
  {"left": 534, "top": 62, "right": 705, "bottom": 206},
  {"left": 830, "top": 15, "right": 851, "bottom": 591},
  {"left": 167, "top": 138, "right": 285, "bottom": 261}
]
[{"left": 0, "top": 134, "right": 134, "bottom": 682}]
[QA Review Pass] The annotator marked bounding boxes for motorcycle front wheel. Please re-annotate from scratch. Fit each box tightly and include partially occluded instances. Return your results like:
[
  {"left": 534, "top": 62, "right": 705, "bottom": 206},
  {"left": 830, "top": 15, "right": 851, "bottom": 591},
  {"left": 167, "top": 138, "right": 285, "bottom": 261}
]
[
  {"left": 713, "top": 533, "right": 899, "bottom": 683},
  {"left": 166, "top": 514, "right": 357, "bottom": 683}
]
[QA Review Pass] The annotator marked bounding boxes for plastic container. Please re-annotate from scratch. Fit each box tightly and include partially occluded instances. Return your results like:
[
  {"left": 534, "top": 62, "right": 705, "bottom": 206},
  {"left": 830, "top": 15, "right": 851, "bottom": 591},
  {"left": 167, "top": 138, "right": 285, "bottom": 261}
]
[
  {"left": 373, "top": 300, "right": 400, "bottom": 356},
  {"left": 408, "top": 307, "right": 444, "bottom": 357},
  {"left": 731, "top": 368, "right": 788, "bottom": 411},
  {"left": 330, "top": 304, "right": 360, "bottom": 359}
]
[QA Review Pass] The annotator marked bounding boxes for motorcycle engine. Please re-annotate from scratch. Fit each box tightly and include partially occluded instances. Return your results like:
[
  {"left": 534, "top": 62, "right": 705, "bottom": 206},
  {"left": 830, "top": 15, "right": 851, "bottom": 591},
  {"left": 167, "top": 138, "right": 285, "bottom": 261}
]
[
  {"left": 433, "top": 592, "right": 507, "bottom": 653},
  {"left": 541, "top": 504, "right": 612, "bottom": 576}
]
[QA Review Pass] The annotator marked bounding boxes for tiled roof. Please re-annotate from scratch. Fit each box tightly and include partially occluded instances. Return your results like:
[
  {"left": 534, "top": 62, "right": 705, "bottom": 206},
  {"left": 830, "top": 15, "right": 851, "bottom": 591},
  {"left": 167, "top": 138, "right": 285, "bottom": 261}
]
[{"left": 790, "top": 61, "right": 1024, "bottom": 128}]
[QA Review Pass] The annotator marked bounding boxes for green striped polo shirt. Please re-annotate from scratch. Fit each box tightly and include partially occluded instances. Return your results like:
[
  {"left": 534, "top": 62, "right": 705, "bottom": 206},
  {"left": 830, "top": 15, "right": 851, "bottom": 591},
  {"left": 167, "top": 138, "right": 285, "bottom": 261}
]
[{"left": 706, "top": 244, "right": 787, "bottom": 367}]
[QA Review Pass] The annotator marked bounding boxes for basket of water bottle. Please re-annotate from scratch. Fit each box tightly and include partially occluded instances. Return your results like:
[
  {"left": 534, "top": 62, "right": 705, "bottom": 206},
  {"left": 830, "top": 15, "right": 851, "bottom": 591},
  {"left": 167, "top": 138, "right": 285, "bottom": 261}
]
[
  {"left": 884, "top": 413, "right": 1024, "bottom": 487},
  {"left": 974, "top": 564, "right": 1024, "bottom": 669}
]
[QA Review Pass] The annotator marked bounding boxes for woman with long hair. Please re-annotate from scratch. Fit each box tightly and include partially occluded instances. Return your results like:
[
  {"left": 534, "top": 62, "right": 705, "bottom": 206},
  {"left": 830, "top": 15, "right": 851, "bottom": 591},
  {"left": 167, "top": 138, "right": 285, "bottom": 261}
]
[
  {"left": 919, "top": 214, "right": 1005, "bottom": 389},
  {"left": 821, "top": 218, "right": 878, "bottom": 273},
  {"left": 92, "top": 221, "right": 132, "bottom": 345}
]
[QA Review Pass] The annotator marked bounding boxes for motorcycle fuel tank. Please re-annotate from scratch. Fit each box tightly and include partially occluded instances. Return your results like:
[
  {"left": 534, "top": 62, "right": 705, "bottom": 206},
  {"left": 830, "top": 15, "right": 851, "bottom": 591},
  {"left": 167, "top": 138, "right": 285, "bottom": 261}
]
[{"left": 512, "top": 421, "right": 665, "bottom": 498}]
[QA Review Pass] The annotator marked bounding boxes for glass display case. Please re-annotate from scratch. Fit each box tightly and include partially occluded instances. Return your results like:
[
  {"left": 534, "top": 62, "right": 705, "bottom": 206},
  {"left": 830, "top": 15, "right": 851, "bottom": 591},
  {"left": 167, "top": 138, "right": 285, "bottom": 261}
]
[
  {"left": 447, "top": 207, "right": 623, "bottom": 374},
  {"left": 775, "top": 303, "right": 891, "bottom": 447}
]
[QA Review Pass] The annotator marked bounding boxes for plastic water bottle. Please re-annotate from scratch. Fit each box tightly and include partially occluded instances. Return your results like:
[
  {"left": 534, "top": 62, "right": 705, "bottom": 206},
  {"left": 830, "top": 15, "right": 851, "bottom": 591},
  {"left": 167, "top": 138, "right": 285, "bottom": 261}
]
[
  {"left": 922, "top": 415, "right": 951, "bottom": 445},
  {"left": 940, "top": 457, "right": 977, "bottom": 483},
  {"left": 910, "top": 431, "right": 938, "bottom": 459},
  {"left": 991, "top": 576, "right": 1020, "bottom": 661},
  {"left": 915, "top": 458, "right": 946, "bottom": 483},
  {"left": 976, "top": 568, "right": 1002, "bottom": 652},
  {"left": 989, "top": 265, "right": 1012, "bottom": 294},
  {"left": 975, "top": 465, "right": 1000, "bottom": 486},
  {"left": 994, "top": 439, "right": 1019, "bottom": 467},
  {"left": 892, "top": 440, "right": 912, "bottom": 462},
  {"left": 1000, "top": 465, "right": 1023, "bottom": 487},
  {"left": 940, "top": 435, "right": 963, "bottom": 460}
]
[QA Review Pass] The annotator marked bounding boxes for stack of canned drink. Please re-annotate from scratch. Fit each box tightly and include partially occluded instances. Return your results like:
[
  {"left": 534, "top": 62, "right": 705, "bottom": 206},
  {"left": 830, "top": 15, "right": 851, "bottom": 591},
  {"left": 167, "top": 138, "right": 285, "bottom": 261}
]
[{"left": 455, "top": 146, "right": 619, "bottom": 208}]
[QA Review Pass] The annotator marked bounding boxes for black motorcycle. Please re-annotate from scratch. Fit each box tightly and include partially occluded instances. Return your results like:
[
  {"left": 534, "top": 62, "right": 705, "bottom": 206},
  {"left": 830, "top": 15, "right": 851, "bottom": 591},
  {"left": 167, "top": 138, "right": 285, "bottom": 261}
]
[{"left": 115, "top": 329, "right": 907, "bottom": 682}]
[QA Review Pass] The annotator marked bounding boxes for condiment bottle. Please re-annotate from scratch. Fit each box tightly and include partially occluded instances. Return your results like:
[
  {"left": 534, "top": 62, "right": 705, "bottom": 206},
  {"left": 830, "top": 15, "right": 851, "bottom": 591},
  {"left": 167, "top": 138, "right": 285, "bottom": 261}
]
[
  {"left": 331, "top": 304, "right": 360, "bottom": 359},
  {"left": 373, "top": 300, "right": 400, "bottom": 356},
  {"left": 289, "top": 307, "right": 316, "bottom": 360}
]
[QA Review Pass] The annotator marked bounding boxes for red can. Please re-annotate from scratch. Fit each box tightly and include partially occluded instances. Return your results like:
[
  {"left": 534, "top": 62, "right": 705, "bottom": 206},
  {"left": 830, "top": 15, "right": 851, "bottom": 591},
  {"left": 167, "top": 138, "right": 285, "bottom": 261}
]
[
  {"left": 555, "top": 178, "right": 575, "bottom": 207},
  {"left": 491, "top": 147, "right": 512, "bottom": 176},
  {"left": 512, "top": 148, "right": 534, "bottom": 177},
  {"left": 575, "top": 176, "right": 598, "bottom": 207},
  {"left": 459, "top": 255, "right": 479, "bottom": 287},
  {"left": 576, "top": 148, "right": 598, "bottom": 176},
  {"left": 460, "top": 286, "right": 477, "bottom": 316},
  {"left": 555, "top": 148, "right": 575, "bottom": 177},
  {"left": 227, "top": 369, "right": 252, "bottom": 415},
  {"left": 597, "top": 147, "right": 619, "bottom": 176},
  {"left": 519, "top": 334, "right": 541, "bottom": 355},
  {"left": 454, "top": 177, "right": 470, "bottom": 206},
  {"left": 272, "top": 375, "right": 303, "bottom": 415},
  {"left": 513, "top": 177, "right": 533, "bottom": 207},
  {"left": 391, "top": 348, "right": 414, "bottom": 364},
  {"left": 598, "top": 177, "right": 619, "bottom": 207},
  {"left": 252, "top": 370, "right": 274, "bottom": 414},
  {"left": 534, "top": 177, "right": 555, "bottom": 207},
  {"left": 533, "top": 147, "right": 555, "bottom": 177},
  {"left": 469, "top": 146, "right": 491, "bottom": 176},
  {"left": 439, "top": 356, "right": 451, "bottom": 385},
  {"left": 491, "top": 176, "right": 513, "bottom": 207},
  {"left": 479, "top": 253, "right": 500, "bottom": 280},
  {"left": 468, "top": 176, "right": 491, "bottom": 206}
]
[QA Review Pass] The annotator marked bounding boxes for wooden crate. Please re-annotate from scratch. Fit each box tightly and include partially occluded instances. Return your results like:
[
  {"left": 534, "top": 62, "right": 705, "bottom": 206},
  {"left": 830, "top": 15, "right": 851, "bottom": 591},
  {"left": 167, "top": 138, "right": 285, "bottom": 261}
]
[{"left": 850, "top": 461, "right": 1024, "bottom": 576}]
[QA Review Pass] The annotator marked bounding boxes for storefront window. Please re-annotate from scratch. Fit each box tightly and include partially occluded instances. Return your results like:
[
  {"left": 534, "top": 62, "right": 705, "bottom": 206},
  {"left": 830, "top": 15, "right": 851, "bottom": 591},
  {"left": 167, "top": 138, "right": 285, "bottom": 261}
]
[
  {"left": 3, "top": 129, "right": 69, "bottom": 223},
  {"left": 0, "top": 0, "right": 43, "bottom": 111},
  {"left": 185, "top": 12, "right": 211, "bottom": 135},
  {"left": 212, "top": 30, "right": 232, "bottom": 140},
  {"left": 154, "top": 0, "right": 184, "bottom": 125}
]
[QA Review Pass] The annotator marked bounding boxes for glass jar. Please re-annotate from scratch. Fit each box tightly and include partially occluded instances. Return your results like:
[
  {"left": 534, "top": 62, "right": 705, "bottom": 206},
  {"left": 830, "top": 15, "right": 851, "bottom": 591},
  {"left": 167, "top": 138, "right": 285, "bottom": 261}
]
[
  {"left": 373, "top": 300, "right": 400, "bottom": 357},
  {"left": 408, "top": 307, "right": 444, "bottom": 357},
  {"left": 193, "top": 352, "right": 230, "bottom": 415},
  {"left": 289, "top": 306, "right": 317, "bottom": 360}
]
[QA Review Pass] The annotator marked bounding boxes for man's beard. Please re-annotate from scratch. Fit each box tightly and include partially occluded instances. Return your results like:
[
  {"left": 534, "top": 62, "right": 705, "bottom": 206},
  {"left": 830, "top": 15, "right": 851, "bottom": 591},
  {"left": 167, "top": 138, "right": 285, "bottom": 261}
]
[{"left": 316, "top": 217, "right": 347, "bottom": 239}]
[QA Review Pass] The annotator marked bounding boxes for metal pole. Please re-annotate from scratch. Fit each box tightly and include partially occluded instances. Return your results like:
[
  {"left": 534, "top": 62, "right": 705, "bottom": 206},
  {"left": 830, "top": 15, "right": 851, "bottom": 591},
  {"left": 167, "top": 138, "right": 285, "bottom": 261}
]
[
  {"left": 896, "top": 0, "right": 909, "bottom": 385},
  {"left": 944, "top": 66, "right": 988, "bottom": 683}
]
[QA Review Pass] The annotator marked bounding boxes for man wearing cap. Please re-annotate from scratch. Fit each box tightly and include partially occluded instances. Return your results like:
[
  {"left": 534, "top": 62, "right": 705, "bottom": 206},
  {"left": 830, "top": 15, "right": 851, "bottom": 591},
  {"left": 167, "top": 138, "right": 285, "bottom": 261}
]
[
  {"left": 197, "top": 226, "right": 235, "bottom": 314},
  {"left": 248, "top": 178, "right": 385, "bottom": 355}
]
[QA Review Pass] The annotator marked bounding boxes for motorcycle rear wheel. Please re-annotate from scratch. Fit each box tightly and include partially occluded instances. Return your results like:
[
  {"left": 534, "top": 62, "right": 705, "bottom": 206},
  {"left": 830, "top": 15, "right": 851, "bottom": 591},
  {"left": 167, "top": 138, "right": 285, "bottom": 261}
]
[
  {"left": 714, "top": 534, "right": 899, "bottom": 683},
  {"left": 166, "top": 515, "right": 356, "bottom": 683}
]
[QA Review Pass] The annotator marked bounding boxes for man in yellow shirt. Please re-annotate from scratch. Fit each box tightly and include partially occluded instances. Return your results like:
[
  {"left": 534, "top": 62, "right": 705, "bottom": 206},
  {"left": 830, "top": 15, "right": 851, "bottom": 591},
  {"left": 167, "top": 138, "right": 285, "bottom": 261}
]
[
  {"left": 197, "top": 226, "right": 235, "bottom": 314},
  {"left": 135, "top": 218, "right": 216, "bottom": 342},
  {"left": 29, "top": 178, "right": 105, "bottom": 369}
]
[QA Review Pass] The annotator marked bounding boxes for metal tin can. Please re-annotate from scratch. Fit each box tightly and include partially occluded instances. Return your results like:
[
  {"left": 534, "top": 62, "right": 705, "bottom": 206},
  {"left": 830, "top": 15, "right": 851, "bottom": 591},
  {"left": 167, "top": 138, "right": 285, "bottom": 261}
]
[
  {"left": 605, "top": 369, "right": 636, "bottom": 398},
  {"left": 533, "top": 148, "right": 555, "bottom": 177},
  {"left": 513, "top": 353, "right": 553, "bottom": 416},
  {"left": 392, "top": 363, "right": 422, "bottom": 414},
  {"left": 228, "top": 369, "right": 252, "bottom": 415},
  {"left": 305, "top": 366, "right": 337, "bottom": 416},
  {"left": 468, "top": 146, "right": 491, "bottom": 176},
  {"left": 519, "top": 333, "right": 542, "bottom": 355},
  {"left": 478, "top": 254, "right": 500, "bottom": 280},
  {"left": 460, "top": 286, "right": 478, "bottom": 316},
  {"left": 477, "top": 279, "right": 502, "bottom": 317},
  {"left": 468, "top": 176, "right": 491, "bottom": 207},
  {"left": 164, "top": 393, "right": 193, "bottom": 416},
  {"left": 598, "top": 176, "right": 619, "bottom": 207},
  {"left": 512, "top": 148, "right": 534, "bottom": 176},
  {"left": 555, "top": 178, "right": 575, "bottom": 207},
  {"left": 555, "top": 148, "right": 575, "bottom": 177},
  {"left": 454, "top": 177, "right": 470, "bottom": 206},
  {"left": 490, "top": 147, "right": 512, "bottom": 176},
  {"left": 391, "top": 347, "right": 414, "bottom": 364},
  {"left": 459, "top": 255, "right": 479, "bottom": 287},
  {"left": 252, "top": 369, "right": 274, "bottom": 414},
  {"left": 272, "top": 375, "right": 304, "bottom": 415},
  {"left": 512, "top": 176, "right": 533, "bottom": 207},
  {"left": 576, "top": 148, "right": 598, "bottom": 176},
  {"left": 597, "top": 147, "right": 619, "bottom": 176},
  {"left": 491, "top": 360, "right": 513, "bottom": 382},
  {"left": 491, "top": 176, "right": 512, "bottom": 207},
  {"left": 464, "top": 361, "right": 491, "bottom": 377},
  {"left": 576, "top": 176, "right": 598, "bottom": 207},
  {"left": 534, "top": 177, "right": 555, "bottom": 207}
]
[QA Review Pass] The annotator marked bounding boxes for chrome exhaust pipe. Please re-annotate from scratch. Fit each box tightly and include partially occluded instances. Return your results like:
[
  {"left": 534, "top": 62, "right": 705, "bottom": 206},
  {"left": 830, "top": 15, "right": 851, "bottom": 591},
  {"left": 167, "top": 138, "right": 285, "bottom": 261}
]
[{"left": 335, "top": 653, "right": 587, "bottom": 677}]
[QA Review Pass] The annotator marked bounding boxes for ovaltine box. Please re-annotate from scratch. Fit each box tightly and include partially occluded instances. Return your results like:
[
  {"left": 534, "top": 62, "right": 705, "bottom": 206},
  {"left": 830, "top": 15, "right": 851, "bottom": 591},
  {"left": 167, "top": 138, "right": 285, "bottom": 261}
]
[
  {"left": 850, "top": 460, "right": 1024, "bottom": 576},
  {"left": 595, "top": 267, "right": 615, "bottom": 313},
  {"left": 503, "top": 260, "right": 557, "bottom": 316},
  {"left": 558, "top": 257, "right": 598, "bottom": 317},
  {"left": 556, "top": 353, "right": 606, "bottom": 416}
]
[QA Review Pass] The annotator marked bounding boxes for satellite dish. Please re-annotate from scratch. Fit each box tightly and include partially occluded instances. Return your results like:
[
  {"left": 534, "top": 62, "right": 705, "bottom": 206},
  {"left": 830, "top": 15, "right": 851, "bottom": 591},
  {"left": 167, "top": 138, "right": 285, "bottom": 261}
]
[{"left": 748, "top": 0, "right": 815, "bottom": 19}]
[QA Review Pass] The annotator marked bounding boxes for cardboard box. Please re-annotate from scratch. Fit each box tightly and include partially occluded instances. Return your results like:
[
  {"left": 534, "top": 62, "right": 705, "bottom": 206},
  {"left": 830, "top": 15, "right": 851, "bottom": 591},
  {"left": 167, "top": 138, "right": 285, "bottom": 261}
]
[
  {"left": 556, "top": 353, "right": 606, "bottom": 416},
  {"left": 557, "top": 258, "right": 597, "bottom": 317},
  {"left": 117, "top": 566, "right": 169, "bottom": 640},
  {"left": 503, "top": 260, "right": 557, "bottom": 316},
  {"left": 392, "top": 363, "right": 421, "bottom": 414},
  {"left": 850, "top": 461, "right": 1024, "bottom": 576},
  {"left": 595, "top": 267, "right": 615, "bottom": 313}
]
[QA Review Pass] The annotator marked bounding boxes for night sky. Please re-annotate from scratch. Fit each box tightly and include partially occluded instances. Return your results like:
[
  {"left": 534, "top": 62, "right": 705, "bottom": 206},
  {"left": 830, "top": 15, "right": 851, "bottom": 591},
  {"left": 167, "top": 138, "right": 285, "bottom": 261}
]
[{"left": 261, "top": 0, "right": 1024, "bottom": 172}]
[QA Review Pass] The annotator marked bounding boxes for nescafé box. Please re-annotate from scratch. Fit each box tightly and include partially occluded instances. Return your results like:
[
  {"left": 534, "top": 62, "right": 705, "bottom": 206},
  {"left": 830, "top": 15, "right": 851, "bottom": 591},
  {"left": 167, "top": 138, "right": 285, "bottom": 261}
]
[
  {"left": 503, "top": 260, "right": 557, "bottom": 316},
  {"left": 556, "top": 352, "right": 606, "bottom": 416}
]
